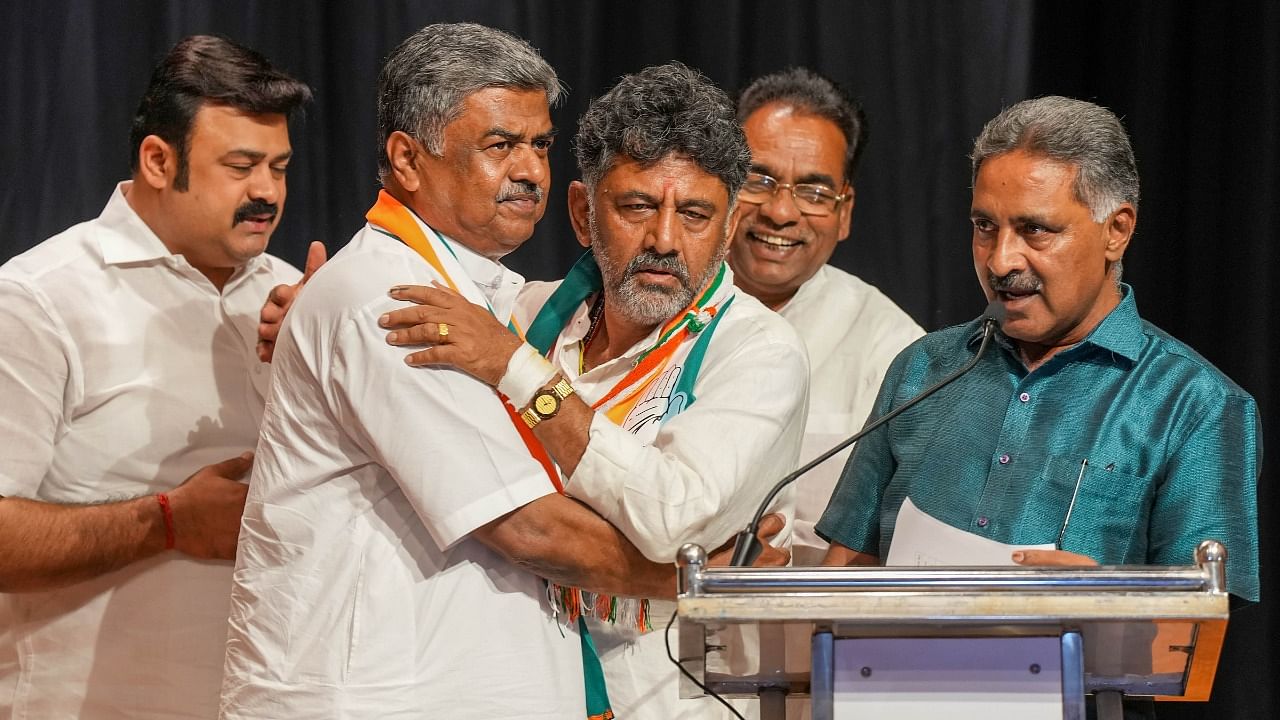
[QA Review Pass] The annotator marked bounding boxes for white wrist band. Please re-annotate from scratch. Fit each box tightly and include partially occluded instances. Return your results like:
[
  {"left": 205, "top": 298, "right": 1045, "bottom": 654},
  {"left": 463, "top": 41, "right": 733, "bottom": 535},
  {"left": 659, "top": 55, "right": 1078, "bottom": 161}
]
[{"left": 497, "top": 342, "right": 557, "bottom": 408}]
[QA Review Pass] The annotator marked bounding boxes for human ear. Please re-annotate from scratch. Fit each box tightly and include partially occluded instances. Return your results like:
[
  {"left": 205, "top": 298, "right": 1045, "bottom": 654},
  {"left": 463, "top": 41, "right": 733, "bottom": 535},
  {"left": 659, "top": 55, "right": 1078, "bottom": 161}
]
[
  {"left": 386, "top": 131, "right": 422, "bottom": 192},
  {"left": 835, "top": 184, "right": 855, "bottom": 242},
  {"left": 135, "top": 135, "right": 176, "bottom": 190},
  {"left": 1104, "top": 203, "right": 1136, "bottom": 262},
  {"left": 567, "top": 181, "right": 593, "bottom": 250}
]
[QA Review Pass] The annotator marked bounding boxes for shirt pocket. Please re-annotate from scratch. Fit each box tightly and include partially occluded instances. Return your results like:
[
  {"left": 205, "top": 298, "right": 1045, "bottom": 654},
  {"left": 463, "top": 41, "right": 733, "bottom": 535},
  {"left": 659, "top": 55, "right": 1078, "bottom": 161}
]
[{"left": 1041, "top": 454, "right": 1153, "bottom": 564}]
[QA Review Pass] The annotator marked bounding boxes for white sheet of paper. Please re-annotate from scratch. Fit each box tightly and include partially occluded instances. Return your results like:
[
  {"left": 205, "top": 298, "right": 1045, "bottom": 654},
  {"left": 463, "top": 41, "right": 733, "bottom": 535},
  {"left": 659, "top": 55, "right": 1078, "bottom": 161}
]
[{"left": 886, "top": 497, "right": 1054, "bottom": 566}]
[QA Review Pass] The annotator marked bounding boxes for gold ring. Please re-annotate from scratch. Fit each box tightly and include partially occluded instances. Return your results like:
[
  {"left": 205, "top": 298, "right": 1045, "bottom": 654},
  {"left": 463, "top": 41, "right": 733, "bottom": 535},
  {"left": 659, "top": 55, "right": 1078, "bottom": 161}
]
[{"left": 437, "top": 322, "right": 450, "bottom": 341}]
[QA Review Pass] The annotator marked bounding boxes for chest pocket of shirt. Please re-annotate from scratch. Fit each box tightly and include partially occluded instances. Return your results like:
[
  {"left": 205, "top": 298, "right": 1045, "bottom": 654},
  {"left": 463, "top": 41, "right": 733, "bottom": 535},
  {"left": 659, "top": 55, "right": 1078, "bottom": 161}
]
[{"left": 1042, "top": 455, "right": 1153, "bottom": 565}]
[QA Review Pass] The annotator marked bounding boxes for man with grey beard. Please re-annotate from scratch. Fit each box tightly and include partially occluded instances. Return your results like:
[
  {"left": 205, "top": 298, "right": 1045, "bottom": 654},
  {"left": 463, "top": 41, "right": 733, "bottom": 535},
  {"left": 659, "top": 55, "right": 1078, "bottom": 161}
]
[{"left": 381, "top": 61, "right": 810, "bottom": 719}]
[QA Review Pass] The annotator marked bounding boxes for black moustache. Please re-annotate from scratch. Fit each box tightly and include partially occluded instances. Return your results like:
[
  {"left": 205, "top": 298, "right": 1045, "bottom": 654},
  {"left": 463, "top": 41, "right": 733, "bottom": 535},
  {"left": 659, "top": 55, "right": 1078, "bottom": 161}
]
[{"left": 233, "top": 201, "right": 279, "bottom": 227}]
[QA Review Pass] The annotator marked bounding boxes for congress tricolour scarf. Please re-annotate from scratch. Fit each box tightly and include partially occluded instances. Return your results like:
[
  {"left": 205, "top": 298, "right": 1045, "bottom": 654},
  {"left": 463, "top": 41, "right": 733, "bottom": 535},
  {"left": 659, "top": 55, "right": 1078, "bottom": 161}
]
[
  {"left": 365, "top": 191, "right": 613, "bottom": 720},
  {"left": 525, "top": 249, "right": 735, "bottom": 633}
]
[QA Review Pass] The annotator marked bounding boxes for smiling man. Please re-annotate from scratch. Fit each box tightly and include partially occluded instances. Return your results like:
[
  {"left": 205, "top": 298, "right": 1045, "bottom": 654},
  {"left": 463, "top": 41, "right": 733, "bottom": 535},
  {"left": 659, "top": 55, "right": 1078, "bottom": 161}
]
[
  {"left": 729, "top": 69, "right": 924, "bottom": 564},
  {"left": 817, "top": 97, "right": 1260, "bottom": 611},
  {"left": 0, "top": 35, "right": 311, "bottom": 718}
]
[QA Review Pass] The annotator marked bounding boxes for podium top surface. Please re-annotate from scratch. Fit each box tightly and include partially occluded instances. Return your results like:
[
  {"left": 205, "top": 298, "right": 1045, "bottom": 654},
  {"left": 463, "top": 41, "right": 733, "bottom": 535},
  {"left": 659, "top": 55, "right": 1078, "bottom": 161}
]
[{"left": 674, "top": 542, "right": 1230, "bottom": 701}]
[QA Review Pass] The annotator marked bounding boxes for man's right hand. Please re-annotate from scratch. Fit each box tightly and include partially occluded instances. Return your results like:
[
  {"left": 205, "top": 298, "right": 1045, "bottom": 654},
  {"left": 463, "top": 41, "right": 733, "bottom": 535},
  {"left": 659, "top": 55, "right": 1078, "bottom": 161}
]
[
  {"left": 708, "top": 513, "right": 792, "bottom": 567},
  {"left": 166, "top": 452, "right": 255, "bottom": 560},
  {"left": 257, "top": 240, "right": 326, "bottom": 363}
]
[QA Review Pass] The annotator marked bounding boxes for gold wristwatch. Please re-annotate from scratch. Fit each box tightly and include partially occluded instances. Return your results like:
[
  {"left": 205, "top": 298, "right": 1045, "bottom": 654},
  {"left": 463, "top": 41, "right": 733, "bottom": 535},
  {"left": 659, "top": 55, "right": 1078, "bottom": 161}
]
[{"left": 520, "top": 378, "right": 575, "bottom": 428}]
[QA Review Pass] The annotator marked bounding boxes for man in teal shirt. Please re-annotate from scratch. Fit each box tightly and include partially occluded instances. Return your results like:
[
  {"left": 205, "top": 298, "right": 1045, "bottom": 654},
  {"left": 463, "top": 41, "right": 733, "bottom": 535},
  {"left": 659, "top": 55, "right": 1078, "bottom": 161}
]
[{"left": 816, "top": 96, "right": 1260, "bottom": 604}]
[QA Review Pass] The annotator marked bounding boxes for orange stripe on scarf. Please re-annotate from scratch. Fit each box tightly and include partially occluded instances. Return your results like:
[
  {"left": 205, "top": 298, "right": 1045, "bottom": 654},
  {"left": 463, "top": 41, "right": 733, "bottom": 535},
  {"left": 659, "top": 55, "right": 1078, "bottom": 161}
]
[{"left": 366, "top": 190, "right": 561, "bottom": 491}]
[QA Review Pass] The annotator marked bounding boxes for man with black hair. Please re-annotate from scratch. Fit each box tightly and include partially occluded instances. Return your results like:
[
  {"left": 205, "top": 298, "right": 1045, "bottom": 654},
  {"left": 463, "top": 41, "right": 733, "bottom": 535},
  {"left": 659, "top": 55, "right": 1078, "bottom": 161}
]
[
  {"left": 729, "top": 68, "right": 924, "bottom": 564},
  {"left": 0, "top": 35, "right": 311, "bottom": 718}
]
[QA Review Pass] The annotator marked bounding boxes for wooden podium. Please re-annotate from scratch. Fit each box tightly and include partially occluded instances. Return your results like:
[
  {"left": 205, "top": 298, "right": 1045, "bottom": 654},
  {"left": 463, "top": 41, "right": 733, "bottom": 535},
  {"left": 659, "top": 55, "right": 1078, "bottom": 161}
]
[{"left": 675, "top": 541, "right": 1229, "bottom": 720}]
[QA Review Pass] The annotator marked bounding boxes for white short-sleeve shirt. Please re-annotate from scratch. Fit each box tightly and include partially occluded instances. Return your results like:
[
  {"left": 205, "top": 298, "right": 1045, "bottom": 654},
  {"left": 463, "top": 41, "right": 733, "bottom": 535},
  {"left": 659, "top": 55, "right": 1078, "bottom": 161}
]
[
  {"left": 0, "top": 182, "right": 300, "bottom": 719},
  {"left": 219, "top": 221, "right": 583, "bottom": 719}
]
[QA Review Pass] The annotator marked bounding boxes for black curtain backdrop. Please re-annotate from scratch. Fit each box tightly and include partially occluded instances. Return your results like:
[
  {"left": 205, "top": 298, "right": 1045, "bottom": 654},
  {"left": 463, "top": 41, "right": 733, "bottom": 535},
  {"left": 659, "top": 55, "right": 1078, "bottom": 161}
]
[{"left": 1, "top": 2, "right": 1274, "bottom": 717}]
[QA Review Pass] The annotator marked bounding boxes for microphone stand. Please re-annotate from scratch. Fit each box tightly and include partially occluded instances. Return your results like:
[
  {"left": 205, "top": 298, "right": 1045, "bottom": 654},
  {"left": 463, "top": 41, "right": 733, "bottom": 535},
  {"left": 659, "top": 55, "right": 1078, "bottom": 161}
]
[{"left": 728, "top": 309, "right": 1005, "bottom": 566}]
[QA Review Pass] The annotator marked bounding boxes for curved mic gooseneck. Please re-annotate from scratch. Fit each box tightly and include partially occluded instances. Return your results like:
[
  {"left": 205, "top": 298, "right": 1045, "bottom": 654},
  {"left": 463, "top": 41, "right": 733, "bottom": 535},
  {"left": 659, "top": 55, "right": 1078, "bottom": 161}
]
[{"left": 728, "top": 301, "right": 1007, "bottom": 567}]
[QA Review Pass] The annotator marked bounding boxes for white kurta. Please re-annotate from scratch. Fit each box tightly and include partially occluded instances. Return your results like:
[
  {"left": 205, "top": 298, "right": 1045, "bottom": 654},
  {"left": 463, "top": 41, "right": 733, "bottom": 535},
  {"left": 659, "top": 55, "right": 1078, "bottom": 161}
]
[
  {"left": 516, "top": 268, "right": 810, "bottom": 720},
  {"left": 0, "top": 183, "right": 299, "bottom": 719},
  {"left": 220, "top": 220, "right": 583, "bottom": 719},
  {"left": 777, "top": 264, "right": 923, "bottom": 566}
]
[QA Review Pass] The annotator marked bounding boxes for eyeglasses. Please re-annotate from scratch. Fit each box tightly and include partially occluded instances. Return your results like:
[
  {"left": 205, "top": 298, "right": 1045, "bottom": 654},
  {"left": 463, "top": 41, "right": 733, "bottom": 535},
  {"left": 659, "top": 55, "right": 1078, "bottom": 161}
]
[{"left": 738, "top": 172, "right": 849, "bottom": 216}]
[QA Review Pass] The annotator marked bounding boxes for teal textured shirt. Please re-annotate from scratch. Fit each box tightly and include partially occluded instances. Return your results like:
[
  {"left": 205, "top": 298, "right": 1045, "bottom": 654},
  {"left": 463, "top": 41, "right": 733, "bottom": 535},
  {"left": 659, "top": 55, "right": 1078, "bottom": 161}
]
[{"left": 815, "top": 286, "right": 1261, "bottom": 601}]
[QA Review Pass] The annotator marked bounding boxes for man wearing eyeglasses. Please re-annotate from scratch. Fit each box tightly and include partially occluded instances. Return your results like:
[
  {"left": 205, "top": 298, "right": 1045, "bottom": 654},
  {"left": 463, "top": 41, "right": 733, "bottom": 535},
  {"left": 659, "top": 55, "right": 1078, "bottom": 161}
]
[{"left": 727, "top": 69, "right": 924, "bottom": 565}]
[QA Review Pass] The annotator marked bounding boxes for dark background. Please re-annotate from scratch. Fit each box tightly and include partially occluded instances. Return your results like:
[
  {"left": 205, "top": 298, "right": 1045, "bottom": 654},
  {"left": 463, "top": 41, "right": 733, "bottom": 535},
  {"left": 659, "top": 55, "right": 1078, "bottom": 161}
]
[{"left": 2, "top": 2, "right": 1274, "bottom": 717}]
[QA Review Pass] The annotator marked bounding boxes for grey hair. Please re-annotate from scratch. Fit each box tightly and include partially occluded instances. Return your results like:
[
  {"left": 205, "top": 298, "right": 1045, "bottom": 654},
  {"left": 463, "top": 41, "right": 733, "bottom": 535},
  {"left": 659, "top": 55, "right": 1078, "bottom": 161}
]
[
  {"left": 971, "top": 96, "right": 1139, "bottom": 222},
  {"left": 376, "top": 23, "right": 563, "bottom": 178},
  {"left": 736, "top": 67, "right": 869, "bottom": 183},
  {"left": 574, "top": 62, "right": 751, "bottom": 201}
]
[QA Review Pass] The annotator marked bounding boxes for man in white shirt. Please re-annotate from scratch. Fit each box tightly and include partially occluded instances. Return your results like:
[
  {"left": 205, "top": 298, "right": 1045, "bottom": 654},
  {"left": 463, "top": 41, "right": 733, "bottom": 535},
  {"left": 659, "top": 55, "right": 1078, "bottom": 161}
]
[
  {"left": 728, "top": 69, "right": 925, "bottom": 564},
  {"left": 380, "top": 62, "right": 810, "bottom": 720},
  {"left": 0, "top": 36, "right": 311, "bottom": 719},
  {"left": 222, "top": 25, "right": 707, "bottom": 720}
]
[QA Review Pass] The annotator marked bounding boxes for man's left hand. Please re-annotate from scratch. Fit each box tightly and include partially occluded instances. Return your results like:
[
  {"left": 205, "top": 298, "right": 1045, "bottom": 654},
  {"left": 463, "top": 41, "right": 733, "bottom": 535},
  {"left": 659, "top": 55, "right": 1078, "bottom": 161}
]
[
  {"left": 381, "top": 284, "right": 522, "bottom": 386},
  {"left": 1012, "top": 549, "right": 1099, "bottom": 567}
]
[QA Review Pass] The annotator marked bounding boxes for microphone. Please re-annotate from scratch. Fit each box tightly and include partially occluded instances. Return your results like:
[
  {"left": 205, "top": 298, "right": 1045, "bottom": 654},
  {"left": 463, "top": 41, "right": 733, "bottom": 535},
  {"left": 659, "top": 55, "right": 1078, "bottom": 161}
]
[{"left": 728, "top": 300, "right": 1007, "bottom": 566}]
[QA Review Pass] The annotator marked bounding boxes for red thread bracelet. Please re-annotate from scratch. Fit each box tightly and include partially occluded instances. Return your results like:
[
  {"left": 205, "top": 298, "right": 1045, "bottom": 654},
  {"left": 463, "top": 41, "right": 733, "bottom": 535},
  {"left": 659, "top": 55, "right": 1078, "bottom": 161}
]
[{"left": 155, "top": 493, "right": 176, "bottom": 550}]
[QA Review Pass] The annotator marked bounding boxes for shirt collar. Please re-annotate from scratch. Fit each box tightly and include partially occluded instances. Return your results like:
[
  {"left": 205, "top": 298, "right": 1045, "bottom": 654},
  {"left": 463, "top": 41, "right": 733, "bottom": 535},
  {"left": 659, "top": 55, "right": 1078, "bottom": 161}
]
[
  {"left": 967, "top": 283, "right": 1145, "bottom": 364},
  {"left": 439, "top": 229, "right": 523, "bottom": 315},
  {"left": 1078, "top": 284, "right": 1144, "bottom": 361},
  {"left": 97, "top": 182, "right": 173, "bottom": 265}
]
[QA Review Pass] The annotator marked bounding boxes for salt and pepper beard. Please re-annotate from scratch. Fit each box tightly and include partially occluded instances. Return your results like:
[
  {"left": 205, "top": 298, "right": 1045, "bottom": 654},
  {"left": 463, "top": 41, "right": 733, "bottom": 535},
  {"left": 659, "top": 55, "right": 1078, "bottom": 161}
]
[{"left": 588, "top": 205, "right": 729, "bottom": 327}]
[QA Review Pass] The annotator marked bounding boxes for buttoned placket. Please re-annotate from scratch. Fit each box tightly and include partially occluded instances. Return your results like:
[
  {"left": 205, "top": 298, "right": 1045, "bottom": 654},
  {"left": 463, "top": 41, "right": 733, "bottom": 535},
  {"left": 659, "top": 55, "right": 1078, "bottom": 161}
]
[{"left": 972, "top": 357, "right": 1043, "bottom": 535}]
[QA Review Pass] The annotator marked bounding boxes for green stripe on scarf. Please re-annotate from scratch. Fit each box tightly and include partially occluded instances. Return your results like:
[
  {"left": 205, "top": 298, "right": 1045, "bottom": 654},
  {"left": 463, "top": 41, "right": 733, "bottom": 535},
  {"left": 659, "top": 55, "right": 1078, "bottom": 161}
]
[
  {"left": 527, "top": 250, "right": 603, "bottom": 355},
  {"left": 580, "top": 616, "right": 615, "bottom": 720}
]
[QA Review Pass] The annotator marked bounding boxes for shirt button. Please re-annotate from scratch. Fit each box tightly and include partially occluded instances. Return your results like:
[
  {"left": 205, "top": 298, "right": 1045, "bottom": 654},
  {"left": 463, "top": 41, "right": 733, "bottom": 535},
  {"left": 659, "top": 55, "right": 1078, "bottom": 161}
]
[
  {"left": 1019, "top": 392, "right": 1030, "bottom": 403},
  {"left": 977, "top": 517, "right": 989, "bottom": 527},
  {"left": 999, "top": 453, "right": 1010, "bottom": 465}
]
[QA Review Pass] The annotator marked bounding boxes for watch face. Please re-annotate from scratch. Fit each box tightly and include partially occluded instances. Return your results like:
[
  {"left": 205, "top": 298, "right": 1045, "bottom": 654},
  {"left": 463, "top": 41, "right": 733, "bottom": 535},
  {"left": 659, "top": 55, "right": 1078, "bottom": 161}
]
[{"left": 533, "top": 394, "right": 559, "bottom": 415}]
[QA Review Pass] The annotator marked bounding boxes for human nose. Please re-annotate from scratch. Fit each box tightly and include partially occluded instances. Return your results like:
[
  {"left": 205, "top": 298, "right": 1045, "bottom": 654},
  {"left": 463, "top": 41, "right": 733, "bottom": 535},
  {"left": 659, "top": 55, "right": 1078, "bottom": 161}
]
[
  {"left": 509, "top": 145, "right": 548, "bottom": 188},
  {"left": 646, "top": 205, "right": 680, "bottom": 256},
  {"left": 248, "top": 165, "right": 282, "bottom": 205},
  {"left": 986, "top": 228, "right": 1027, "bottom": 277},
  {"left": 755, "top": 184, "right": 801, "bottom": 227}
]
